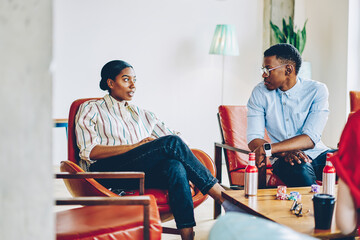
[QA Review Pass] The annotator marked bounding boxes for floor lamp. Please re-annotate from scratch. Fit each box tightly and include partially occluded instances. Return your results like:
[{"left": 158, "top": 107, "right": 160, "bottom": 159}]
[{"left": 209, "top": 24, "right": 239, "bottom": 104}]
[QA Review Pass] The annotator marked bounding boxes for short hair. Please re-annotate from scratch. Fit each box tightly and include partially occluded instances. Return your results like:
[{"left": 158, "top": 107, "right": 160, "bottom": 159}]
[
  {"left": 264, "top": 43, "right": 302, "bottom": 75},
  {"left": 99, "top": 60, "right": 133, "bottom": 91}
]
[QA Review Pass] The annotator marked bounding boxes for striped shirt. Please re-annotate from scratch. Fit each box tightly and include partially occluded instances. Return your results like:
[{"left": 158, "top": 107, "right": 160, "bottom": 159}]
[{"left": 75, "top": 94, "right": 180, "bottom": 169}]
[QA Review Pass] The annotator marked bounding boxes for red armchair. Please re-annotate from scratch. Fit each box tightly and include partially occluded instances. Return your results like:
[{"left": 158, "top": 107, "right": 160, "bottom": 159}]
[
  {"left": 61, "top": 98, "right": 216, "bottom": 235},
  {"left": 55, "top": 172, "right": 162, "bottom": 240},
  {"left": 213, "top": 105, "right": 284, "bottom": 218},
  {"left": 350, "top": 91, "right": 360, "bottom": 118},
  {"left": 215, "top": 105, "right": 284, "bottom": 187}
]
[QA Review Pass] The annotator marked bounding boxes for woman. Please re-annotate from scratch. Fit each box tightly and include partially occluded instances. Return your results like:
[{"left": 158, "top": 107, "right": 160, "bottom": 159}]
[
  {"left": 331, "top": 110, "right": 360, "bottom": 235},
  {"left": 75, "top": 60, "right": 236, "bottom": 240}
]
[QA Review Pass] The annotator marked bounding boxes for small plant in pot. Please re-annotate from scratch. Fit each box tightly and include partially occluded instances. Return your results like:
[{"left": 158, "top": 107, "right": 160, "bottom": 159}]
[{"left": 270, "top": 16, "right": 311, "bottom": 78}]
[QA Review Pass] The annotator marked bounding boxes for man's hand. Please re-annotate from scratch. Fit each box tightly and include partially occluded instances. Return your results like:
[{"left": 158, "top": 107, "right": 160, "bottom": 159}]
[
  {"left": 253, "top": 145, "right": 267, "bottom": 168},
  {"left": 283, "top": 150, "right": 311, "bottom": 165}
]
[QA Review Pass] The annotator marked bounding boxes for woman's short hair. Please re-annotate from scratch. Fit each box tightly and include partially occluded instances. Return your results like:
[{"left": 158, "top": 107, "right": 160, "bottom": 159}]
[
  {"left": 264, "top": 43, "right": 302, "bottom": 75},
  {"left": 99, "top": 60, "right": 133, "bottom": 91}
]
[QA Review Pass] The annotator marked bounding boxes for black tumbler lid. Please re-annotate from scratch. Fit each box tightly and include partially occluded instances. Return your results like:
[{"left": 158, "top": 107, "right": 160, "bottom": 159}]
[{"left": 312, "top": 193, "right": 336, "bottom": 202}]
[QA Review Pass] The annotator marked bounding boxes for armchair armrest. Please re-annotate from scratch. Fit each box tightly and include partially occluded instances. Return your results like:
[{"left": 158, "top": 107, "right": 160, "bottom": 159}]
[
  {"left": 55, "top": 173, "right": 151, "bottom": 240},
  {"left": 214, "top": 142, "right": 250, "bottom": 189},
  {"left": 215, "top": 142, "right": 250, "bottom": 155},
  {"left": 55, "top": 172, "right": 145, "bottom": 195},
  {"left": 56, "top": 196, "right": 150, "bottom": 206}
]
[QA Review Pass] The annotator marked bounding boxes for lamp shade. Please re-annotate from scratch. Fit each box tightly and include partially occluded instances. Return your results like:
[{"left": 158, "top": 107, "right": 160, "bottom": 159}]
[{"left": 209, "top": 24, "right": 239, "bottom": 56}]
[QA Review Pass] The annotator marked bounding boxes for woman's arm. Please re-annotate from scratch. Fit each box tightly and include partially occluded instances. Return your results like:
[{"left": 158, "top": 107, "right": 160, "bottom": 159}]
[
  {"left": 336, "top": 179, "right": 358, "bottom": 235},
  {"left": 89, "top": 137, "right": 154, "bottom": 160}
]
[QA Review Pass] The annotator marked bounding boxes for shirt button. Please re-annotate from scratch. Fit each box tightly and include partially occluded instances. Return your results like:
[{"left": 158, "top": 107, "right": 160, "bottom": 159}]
[
  {"left": 286, "top": 118, "right": 289, "bottom": 121},
  {"left": 283, "top": 102, "right": 286, "bottom": 106},
  {"left": 288, "top": 134, "right": 291, "bottom": 137}
]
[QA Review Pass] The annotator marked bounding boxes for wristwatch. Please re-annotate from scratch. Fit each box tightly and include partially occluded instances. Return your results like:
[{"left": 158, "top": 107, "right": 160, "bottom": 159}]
[{"left": 263, "top": 143, "right": 272, "bottom": 157}]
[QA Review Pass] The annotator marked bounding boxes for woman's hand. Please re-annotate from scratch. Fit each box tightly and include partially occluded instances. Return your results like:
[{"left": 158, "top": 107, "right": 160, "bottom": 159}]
[
  {"left": 283, "top": 150, "right": 311, "bottom": 165},
  {"left": 90, "top": 137, "right": 155, "bottom": 160},
  {"left": 135, "top": 137, "right": 155, "bottom": 147}
]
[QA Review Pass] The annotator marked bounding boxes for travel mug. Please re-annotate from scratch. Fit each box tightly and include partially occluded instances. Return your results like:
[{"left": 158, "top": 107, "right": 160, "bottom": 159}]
[{"left": 312, "top": 193, "right": 336, "bottom": 229}]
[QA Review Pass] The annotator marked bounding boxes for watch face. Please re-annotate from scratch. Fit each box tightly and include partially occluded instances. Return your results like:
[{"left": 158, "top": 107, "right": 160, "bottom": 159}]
[{"left": 264, "top": 144, "right": 271, "bottom": 150}]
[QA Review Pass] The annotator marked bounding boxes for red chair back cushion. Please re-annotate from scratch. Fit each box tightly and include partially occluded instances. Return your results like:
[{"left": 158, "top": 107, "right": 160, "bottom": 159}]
[
  {"left": 350, "top": 91, "right": 360, "bottom": 113},
  {"left": 218, "top": 105, "right": 271, "bottom": 171},
  {"left": 67, "top": 98, "right": 101, "bottom": 163}
]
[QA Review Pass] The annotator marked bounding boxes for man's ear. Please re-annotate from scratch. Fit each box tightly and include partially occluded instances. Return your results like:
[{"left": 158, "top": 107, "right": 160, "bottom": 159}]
[
  {"left": 285, "top": 65, "right": 293, "bottom": 75},
  {"left": 107, "top": 79, "right": 113, "bottom": 89}
]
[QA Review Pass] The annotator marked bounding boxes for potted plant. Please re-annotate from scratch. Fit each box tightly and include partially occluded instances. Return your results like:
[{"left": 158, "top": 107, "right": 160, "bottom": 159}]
[{"left": 270, "top": 16, "right": 311, "bottom": 79}]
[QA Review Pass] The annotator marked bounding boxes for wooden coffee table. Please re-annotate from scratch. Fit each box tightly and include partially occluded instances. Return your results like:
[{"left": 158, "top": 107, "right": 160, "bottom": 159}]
[{"left": 222, "top": 186, "right": 356, "bottom": 239}]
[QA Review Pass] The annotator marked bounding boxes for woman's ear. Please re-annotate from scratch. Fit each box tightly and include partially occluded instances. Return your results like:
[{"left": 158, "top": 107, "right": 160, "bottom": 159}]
[{"left": 107, "top": 79, "right": 113, "bottom": 89}]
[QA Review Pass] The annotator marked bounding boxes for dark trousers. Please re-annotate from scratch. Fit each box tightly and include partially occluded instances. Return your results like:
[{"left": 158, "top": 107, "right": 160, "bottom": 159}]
[
  {"left": 272, "top": 149, "right": 337, "bottom": 187},
  {"left": 89, "top": 135, "right": 217, "bottom": 229}
]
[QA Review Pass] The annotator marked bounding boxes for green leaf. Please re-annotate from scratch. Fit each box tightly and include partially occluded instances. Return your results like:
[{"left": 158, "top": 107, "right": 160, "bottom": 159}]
[
  {"left": 282, "top": 18, "right": 288, "bottom": 39},
  {"left": 270, "top": 21, "right": 285, "bottom": 43},
  {"left": 269, "top": 17, "right": 307, "bottom": 55},
  {"left": 299, "top": 19, "right": 308, "bottom": 54},
  {"left": 288, "top": 16, "right": 295, "bottom": 39}
]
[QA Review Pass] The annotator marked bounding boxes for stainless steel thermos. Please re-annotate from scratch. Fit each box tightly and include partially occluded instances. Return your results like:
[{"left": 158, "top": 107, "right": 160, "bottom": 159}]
[
  {"left": 322, "top": 152, "right": 336, "bottom": 195},
  {"left": 245, "top": 152, "right": 258, "bottom": 196}
]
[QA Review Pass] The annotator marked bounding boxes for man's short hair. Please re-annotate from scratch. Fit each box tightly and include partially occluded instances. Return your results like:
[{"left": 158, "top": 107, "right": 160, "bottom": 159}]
[{"left": 264, "top": 43, "right": 302, "bottom": 75}]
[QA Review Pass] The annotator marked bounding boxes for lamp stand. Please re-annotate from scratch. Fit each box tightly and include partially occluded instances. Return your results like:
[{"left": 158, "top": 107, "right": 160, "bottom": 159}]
[{"left": 221, "top": 55, "right": 225, "bottom": 104}]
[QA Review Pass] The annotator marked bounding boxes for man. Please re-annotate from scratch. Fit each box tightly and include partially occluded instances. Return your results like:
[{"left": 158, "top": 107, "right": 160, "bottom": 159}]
[{"left": 247, "top": 43, "right": 333, "bottom": 187}]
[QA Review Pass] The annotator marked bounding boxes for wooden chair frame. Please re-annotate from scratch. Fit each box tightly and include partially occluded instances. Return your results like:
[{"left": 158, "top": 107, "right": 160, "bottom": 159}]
[
  {"left": 55, "top": 172, "right": 154, "bottom": 240},
  {"left": 213, "top": 113, "right": 268, "bottom": 219}
]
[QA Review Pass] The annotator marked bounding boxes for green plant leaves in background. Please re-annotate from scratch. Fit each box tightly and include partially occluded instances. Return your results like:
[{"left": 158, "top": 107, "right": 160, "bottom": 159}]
[{"left": 270, "top": 16, "right": 307, "bottom": 55}]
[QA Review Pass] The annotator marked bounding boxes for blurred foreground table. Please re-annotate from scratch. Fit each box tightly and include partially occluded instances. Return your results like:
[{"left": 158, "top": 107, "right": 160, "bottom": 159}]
[{"left": 222, "top": 186, "right": 357, "bottom": 239}]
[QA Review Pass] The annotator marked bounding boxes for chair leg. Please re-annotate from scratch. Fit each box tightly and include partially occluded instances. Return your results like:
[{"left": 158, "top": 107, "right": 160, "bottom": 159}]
[
  {"left": 162, "top": 227, "right": 181, "bottom": 235},
  {"left": 258, "top": 165, "right": 267, "bottom": 189},
  {"left": 214, "top": 144, "right": 222, "bottom": 219}
]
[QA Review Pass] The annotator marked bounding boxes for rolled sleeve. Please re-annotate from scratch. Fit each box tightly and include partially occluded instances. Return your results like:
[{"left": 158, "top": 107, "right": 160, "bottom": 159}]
[
  {"left": 301, "top": 84, "right": 329, "bottom": 144},
  {"left": 247, "top": 87, "right": 266, "bottom": 143},
  {"left": 75, "top": 102, "right": 100, "bottom": 161}
]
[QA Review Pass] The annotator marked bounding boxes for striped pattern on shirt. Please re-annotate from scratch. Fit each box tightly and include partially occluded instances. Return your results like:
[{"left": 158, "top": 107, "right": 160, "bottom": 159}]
[{"left": 75, "top": 94, "right": 179, "bottom": 164}]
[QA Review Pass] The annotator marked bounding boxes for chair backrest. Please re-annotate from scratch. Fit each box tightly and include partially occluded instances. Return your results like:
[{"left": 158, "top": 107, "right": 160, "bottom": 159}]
[
  {"left": 67, "top": 98, "right": 101, "bottom": 163},
  {"left": 218, "top": 105, "right": 271, "bottom": 171},
  {"left": 350, "top": 91, "right": 360, "bottom": 113},
  {"left": 63, "top": 97, "right": 118, "bottom": 197}
]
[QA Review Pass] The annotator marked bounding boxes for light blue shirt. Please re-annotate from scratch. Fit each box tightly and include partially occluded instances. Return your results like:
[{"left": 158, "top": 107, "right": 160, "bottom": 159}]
[{"left": 247, "top": 77, "right": 329, "bottom": 159}]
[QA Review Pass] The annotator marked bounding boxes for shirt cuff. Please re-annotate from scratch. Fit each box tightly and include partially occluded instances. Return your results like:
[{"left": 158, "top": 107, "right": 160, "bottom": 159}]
[
  {"left": 79, "top": 143, "right": 98, "bottom": 163},
  {"left": 247, "top": 134, "right": 262, "bottom": 144},
  {"left": 302, "top": 130, "right": 320, "bottom": 145}
]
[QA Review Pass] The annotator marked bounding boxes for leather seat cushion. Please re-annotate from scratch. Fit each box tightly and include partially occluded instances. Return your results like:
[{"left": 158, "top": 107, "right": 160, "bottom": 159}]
[{"left": 56, "top": 195, "right": 162, "bottom": 240}]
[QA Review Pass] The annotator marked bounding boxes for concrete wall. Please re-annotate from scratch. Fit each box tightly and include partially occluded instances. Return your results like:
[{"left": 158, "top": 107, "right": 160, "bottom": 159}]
[
  {"left": 0, "top": 1, "right": 53, "bottom": 239},
  {"left": 52, "top": 0, "right": 264, "bottom": 163}
]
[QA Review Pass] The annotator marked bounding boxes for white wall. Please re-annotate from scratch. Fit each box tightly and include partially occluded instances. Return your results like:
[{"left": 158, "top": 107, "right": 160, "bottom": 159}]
[
  {"left": 0, "top": 1, "right": 53, "bottom": 239},
  {"left": 53, "top": 0, "right": 352, "bottom": 163},
  {"left": 348, "top": 0, "right": 360, "bottom": 108},
  {"left": 295, "top": 0, "right": 349, "bottom": 148},
  {"left": 52, "top": 0, "right": 264, "bottom": 163}
]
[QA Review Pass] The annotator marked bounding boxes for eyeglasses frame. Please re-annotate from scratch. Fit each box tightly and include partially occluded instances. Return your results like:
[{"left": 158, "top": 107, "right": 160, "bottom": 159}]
[{"left": 261, "top": 64, "right": 288, "bottom": 77}]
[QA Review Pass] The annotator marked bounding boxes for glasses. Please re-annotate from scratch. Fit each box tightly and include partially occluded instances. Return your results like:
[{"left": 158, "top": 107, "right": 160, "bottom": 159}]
[
  {"left": 290, "top": 200, "right": 310, "bottom": 217},
  {"left": 260, "top": 64, "right": 287, "bottom": 77}
]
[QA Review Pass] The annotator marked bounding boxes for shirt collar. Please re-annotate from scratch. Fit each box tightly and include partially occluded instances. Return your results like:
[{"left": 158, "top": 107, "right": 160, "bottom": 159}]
[
  {"left": 104, "top": 94, "right": 128, "bottom": 108},
  {"left": 277, "top": 77, "right": 302, "bottom": 97}
]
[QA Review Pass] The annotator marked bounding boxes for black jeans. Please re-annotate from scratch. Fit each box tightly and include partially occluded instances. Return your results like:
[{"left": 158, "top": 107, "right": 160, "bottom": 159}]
[
  {"left": 272, "top": 149, "right": 337, "bottom": 187},
  {"left": 89, "top": 135, "right": 218, "bottom": 229}
]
